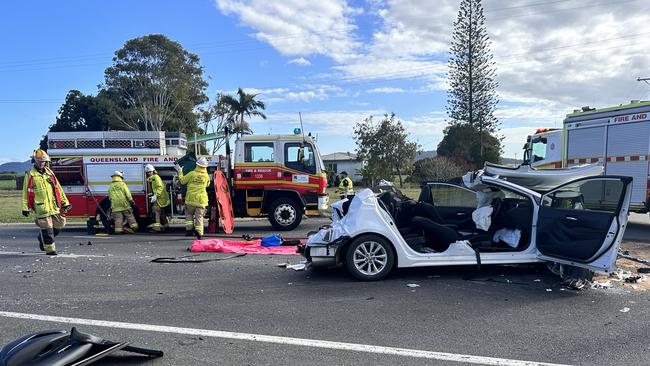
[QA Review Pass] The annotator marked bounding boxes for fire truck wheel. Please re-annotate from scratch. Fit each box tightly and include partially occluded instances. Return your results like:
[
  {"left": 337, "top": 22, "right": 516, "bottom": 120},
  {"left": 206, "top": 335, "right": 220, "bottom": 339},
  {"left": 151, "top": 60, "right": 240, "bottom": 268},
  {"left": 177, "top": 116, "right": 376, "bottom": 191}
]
[{"left": 269, "top": 197, "right": 303, "bottom": 231}]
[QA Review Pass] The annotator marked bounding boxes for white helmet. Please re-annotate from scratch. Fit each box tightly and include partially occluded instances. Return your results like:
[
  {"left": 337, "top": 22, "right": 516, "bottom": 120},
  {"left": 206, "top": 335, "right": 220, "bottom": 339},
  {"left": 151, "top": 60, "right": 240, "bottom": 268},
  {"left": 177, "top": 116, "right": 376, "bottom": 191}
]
[
  {"left": 144, "top": 164, "right": 155, "bottom": 173},
  {"left": 196, "top": 157, "right": 208, "bottom": 167},
  {"left": 111, "top": 170, "right": 124, "bottom": 178}
]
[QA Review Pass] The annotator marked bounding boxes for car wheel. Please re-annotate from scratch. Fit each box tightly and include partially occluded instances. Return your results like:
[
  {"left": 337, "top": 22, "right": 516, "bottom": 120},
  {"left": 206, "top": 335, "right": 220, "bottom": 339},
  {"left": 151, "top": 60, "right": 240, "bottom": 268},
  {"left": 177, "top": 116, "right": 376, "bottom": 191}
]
[
  {"left": 345, "top": 235, "right": 395, "bottom": 281},
  {"left": 269, "top": 198, "right": 303, "bottom": 231}
]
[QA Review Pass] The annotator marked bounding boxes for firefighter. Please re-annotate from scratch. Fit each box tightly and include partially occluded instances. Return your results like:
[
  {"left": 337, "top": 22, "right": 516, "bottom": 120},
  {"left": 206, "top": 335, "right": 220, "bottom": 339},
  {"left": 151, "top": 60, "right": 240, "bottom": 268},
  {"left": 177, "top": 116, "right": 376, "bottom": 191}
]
[
  {"left": 108, "top": 170, "right": 139, "bottom": 234},
  {"left": 21, "top": 149, "right": 71, "bottom": 255},
  {"left": 145, "top": 164, "right": 170, "bottom": 232},
  {"left": 337, "top": 171, "right": 354, "bottom": 199},
  {"left": 176, "top": 157, "right": 210, "bottom": 239}
]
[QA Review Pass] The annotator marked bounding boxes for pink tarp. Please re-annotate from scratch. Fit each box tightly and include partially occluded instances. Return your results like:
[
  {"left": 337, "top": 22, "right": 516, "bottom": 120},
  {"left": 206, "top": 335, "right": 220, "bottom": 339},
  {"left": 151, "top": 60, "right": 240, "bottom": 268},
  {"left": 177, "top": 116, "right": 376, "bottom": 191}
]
[{"left": 190, "top": 239, "right": 300, "bottom": 255}]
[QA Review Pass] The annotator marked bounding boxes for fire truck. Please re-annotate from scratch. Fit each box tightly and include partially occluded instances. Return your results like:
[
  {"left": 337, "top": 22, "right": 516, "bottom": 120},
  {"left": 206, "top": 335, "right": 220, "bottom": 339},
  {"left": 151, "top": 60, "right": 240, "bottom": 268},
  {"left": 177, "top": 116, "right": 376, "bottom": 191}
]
[
  {"left": 46, "top": 130, "right": 329, "bottom": 233},
  {"left": 523, "top": 100, "right": 650, "bottom": 215}
]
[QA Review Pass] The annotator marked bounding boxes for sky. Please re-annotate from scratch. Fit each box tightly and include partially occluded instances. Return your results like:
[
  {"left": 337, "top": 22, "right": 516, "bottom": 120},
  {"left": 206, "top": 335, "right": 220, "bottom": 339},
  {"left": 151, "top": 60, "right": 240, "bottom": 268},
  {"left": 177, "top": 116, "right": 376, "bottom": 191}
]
[{"left": 1, "top": 0, "right": 650, "bottom": 164}]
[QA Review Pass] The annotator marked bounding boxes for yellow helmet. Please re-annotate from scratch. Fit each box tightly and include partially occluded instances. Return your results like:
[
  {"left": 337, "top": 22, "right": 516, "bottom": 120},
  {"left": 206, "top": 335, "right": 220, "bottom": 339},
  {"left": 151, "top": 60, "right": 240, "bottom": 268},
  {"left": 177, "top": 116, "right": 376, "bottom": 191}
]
[{"left": 33, "top": 149, "right": 50, "bottom": 162}]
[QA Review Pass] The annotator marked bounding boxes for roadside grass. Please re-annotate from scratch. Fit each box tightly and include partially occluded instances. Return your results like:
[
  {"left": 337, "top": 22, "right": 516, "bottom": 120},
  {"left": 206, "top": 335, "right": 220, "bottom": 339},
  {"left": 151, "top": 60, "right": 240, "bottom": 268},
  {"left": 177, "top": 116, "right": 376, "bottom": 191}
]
[
  {"left": 0, "top": 191, "right": 83, "bottom": 224},
  {"left": 0, "top": 180, "right": 18, "bottom": 190},
  {"left": 0, "top": 191, "right": 32, "bottom": 223}
]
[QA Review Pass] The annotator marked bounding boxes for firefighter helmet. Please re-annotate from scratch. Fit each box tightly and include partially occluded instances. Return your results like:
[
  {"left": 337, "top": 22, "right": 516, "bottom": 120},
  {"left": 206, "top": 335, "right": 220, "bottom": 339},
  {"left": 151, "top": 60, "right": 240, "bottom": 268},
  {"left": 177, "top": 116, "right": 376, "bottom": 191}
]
[
  {"left": 144, "top": 164, "right": 155, "bottom": 173},
  {"left": 111, "top": 170, "right": 124, "bottom": 178},
  {"left": 196, "top": 157, "right": 208, "bottom": 167},
  {"left": 32, "top": 149, "right": 50, "bottom": 162}
]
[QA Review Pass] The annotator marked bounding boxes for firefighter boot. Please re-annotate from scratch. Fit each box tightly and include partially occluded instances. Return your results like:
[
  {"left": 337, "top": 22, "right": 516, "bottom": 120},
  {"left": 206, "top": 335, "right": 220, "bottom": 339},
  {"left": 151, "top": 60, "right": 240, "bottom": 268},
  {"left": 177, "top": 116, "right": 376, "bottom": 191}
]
[
  {"left": 44, "top": 243, "right": 57, "bottom": 256},
  {"left": 37, "top": 234, "right": 44, "bottom": 251}
]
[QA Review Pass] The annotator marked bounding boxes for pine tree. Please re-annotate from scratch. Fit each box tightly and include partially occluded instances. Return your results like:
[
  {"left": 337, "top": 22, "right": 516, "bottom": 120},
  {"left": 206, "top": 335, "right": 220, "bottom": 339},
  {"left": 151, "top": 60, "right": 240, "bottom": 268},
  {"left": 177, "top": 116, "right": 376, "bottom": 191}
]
[{"left": 446, "top": 0, "right": 500, "bottom": 161}]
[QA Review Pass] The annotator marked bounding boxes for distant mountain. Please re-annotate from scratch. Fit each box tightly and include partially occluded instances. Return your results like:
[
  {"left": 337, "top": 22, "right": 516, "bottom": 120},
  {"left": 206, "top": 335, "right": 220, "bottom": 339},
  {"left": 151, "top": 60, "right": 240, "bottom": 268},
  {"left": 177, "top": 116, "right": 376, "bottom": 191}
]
[
  {"left": 415, "top": 150, "right": 437, "bottom": 161},
  {"left": 0, "top": 161, "right": 31, "bottom": 173}
]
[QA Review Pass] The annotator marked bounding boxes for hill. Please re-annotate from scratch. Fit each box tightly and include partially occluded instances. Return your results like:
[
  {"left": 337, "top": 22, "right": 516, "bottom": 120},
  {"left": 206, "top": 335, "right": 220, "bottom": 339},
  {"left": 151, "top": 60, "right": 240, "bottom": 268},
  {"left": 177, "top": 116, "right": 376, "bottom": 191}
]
[{"left": 0, "top": 161, "right": 31, "bottom": 173}]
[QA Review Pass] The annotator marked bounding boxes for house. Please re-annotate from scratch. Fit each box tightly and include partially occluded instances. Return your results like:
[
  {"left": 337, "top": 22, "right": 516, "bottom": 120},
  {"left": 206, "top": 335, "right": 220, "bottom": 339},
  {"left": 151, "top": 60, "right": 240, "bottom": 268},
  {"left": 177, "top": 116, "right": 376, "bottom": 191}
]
[{"left": 321, "top": 152, "right": 363, "bottom": 183}]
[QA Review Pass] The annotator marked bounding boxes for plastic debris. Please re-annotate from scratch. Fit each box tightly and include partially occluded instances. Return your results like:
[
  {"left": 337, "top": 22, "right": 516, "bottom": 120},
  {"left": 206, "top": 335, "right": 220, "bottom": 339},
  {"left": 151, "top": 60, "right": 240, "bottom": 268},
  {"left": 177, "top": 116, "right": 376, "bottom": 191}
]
[
  {"left": 533, "top": 279, "right": 541, "bottom": 282},
  {"left": 545, "top": 289, "right": 552, "bottom": 292},
  {"left": 406, "top": 283, "right": 420, "bottom": 288},
  {"left": 619, "top": 307, "right": 630, "bottom": 313},
  {"left": 286, "top": 262, "right": 308, "bottom": 271},
  {"left": 591, "top": 280, "right": 613, "bottom": 289}
]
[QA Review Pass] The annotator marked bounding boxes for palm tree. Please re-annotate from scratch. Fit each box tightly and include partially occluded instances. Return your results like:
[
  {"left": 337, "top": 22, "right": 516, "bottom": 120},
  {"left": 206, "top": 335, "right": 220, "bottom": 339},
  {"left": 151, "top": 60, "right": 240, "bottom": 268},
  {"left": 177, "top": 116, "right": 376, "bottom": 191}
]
[{"left": 221, "top": 88, "right": 267, "bottom": 137}]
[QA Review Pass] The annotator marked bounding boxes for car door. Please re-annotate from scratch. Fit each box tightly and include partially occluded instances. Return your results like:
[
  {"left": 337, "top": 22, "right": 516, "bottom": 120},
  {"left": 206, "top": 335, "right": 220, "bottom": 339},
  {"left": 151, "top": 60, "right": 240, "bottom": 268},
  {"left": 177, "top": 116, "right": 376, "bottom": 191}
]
[
  {"left": 420, "top": 183, "right": 476, "bottom": 227},
  {"left": 535, "top": 176, "right": 633, "bottom": 273}
]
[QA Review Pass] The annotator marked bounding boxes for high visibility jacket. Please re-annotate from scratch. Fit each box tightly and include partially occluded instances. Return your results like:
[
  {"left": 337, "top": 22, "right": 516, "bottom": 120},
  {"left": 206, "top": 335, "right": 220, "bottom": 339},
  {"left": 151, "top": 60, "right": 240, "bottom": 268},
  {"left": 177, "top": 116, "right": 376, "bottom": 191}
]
[
  {"left": 179, "top": 166, "right": 210, "bottom": 208},
  {"left": 147, "top": 174, "right": 170, "bottom": 207},
  {"left": 22, "top": 167, "right": 69, "bottom": 219},
  {"left": 338, "top": 177, "right": 354, "bottom": 194},
  {"left": 108, "top": 176, "right": 133, "bottom": 212}
]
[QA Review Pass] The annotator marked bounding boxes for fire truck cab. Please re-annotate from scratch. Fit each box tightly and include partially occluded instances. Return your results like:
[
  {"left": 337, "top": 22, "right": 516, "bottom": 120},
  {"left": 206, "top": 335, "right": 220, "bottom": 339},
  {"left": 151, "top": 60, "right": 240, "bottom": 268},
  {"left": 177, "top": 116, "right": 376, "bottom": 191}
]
[{"left": 231, "top": 133, "right": 328, "bottom": 230}]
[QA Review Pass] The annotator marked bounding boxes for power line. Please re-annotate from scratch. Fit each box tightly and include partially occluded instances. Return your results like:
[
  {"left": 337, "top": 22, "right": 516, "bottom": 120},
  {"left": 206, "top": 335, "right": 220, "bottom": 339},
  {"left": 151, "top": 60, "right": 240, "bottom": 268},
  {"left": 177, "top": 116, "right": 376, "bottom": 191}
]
[{"left": 489, "top": 0, "right": 642, "bottom": 21}]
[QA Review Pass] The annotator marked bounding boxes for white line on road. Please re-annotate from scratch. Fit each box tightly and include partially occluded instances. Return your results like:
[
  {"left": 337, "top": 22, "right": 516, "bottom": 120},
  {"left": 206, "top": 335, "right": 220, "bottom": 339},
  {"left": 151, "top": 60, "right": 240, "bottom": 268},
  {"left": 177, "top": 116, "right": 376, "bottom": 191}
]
[
  {"left": 0, "top": 251, "right": 105, "bottom": 258},
  {"left": 0, "top": 311, "right": 571, "bottom": 366}
]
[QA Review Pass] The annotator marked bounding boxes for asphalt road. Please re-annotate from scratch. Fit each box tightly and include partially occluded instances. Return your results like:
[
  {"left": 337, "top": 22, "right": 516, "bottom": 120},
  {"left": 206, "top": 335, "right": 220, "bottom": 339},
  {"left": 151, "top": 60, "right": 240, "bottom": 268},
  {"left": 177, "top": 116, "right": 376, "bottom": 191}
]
[{"left": 1, "top": 216, "right": 650, "bottom": 366}]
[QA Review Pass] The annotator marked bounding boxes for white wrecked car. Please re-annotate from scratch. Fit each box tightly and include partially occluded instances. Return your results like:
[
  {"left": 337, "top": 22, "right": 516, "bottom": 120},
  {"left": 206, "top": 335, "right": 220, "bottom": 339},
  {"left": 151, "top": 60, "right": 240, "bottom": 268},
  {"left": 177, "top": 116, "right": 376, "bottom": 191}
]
[{"left": 300, "top": 173, "right": 632, "bottom": 281}]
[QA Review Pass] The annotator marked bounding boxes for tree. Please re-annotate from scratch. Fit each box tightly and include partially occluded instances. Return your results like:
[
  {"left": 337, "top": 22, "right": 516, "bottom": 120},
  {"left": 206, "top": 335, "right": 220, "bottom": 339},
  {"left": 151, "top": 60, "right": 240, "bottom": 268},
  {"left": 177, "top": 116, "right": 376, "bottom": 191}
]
[
  {"left": 410, "top": 156, "right": 471, "bottom": 184},
  {"left": 102, "top": 34, "right": 208, "bottom": 133},
  {"left": 437, "top": 124, "right": 501, "bottom": 167},
  {"left": 221, "top": 88, "right": 267, "bottom": 137},
  {"left": 197, "top": 93, "right": 233, "bottom": 154},
  {"left": 40, "top": 90, "right": 117, "bottom": 150},
  {"left": 446, "top": 0, "right": 500, "bottom": 162},
  {"left": 353, "top": 113, "right": 419, "bottom": 187}
]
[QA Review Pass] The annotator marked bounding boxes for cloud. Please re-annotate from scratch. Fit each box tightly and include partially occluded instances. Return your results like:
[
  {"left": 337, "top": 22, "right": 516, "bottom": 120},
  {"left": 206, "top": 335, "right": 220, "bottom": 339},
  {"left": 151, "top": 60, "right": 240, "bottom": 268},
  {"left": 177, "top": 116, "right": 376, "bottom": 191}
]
[
  {"left": 242, "top": 85, "right": 343, "bottom": 103},
  {"left": 287, "top": 57, "right": 311, "bottom": 66},
  {"left": 215, "top": 0, "right": 360, "bottom": 63},
  {"left": 367, "top": 87, "right": 406, "bottom": 93}
]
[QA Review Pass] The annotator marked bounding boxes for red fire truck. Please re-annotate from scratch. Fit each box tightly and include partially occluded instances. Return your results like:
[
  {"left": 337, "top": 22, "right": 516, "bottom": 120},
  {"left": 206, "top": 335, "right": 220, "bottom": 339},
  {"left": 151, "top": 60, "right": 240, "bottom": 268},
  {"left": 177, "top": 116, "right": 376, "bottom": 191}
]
[{"left": 47, "top": 130, "right": 329, "bottom": 232}]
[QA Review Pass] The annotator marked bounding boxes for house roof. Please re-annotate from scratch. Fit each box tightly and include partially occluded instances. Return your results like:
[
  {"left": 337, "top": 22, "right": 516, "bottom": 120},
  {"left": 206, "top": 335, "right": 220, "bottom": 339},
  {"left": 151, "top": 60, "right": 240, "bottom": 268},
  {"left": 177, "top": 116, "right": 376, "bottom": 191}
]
[{"left": 322, "top": 152, "right": 359, "bottom": 161}]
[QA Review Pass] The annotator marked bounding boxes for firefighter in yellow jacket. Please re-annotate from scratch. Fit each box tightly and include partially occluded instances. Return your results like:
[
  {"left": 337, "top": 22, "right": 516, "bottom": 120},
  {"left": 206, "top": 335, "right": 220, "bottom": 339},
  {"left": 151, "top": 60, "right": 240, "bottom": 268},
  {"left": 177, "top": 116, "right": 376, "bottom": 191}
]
[
  {"left": 145, "top": 164, "right": 170, "bottom": 232},
  {"left": 176, "top": 157, "right": 210, "bottom": 239},
  {"left": 21, "top": 149, "right": 71, "bottom": 255},
  {"left": 108, "top": 170, "right": 139, "bottom": 234},
  {"left": 337, "top": 171, "right": 354, "bottom": 199}
]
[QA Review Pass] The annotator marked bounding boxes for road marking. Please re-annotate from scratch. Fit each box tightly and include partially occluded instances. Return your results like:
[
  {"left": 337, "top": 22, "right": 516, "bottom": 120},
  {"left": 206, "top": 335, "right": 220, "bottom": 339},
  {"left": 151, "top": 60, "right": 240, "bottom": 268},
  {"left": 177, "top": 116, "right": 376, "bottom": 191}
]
[
  {"left": 71, "top": 235, "right": 112, "bottom": 239},
  {"left": 0, "top": 311, "right": 571, "bottom": 366},
  {"left": 0, "top": 251, "right": 105, "bottom": 258}
]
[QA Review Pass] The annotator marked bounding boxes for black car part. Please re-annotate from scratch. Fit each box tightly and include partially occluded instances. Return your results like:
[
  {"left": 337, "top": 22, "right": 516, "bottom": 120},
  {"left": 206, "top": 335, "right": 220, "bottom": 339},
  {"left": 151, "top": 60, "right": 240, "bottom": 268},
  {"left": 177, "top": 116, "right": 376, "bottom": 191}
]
[{"left": 0, "top": 327, "right": 163, "bottom": 366}]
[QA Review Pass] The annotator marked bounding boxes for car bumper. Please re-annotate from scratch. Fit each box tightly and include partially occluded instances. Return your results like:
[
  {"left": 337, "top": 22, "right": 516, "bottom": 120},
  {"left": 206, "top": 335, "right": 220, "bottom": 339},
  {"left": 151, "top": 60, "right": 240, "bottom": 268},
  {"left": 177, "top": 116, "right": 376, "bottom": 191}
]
[{"left": 299, "top": 236, "right": 348, "bottom": 267}]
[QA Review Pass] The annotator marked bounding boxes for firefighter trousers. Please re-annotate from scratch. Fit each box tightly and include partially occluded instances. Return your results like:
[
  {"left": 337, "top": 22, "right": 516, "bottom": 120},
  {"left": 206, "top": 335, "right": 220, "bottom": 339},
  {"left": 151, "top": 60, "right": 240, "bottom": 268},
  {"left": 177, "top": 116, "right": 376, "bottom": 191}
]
[
  {"left": 185, "top": 204, "right": 206, "bottom": 235},
  {"left": 36, "top": 214, "right": 66, "bottom": 253},
  {"left": 150, "top": 204, "right": 168, "bottom": 231},
  {"left": 112, "top": 208, "right": 139, "bottom": 233}
]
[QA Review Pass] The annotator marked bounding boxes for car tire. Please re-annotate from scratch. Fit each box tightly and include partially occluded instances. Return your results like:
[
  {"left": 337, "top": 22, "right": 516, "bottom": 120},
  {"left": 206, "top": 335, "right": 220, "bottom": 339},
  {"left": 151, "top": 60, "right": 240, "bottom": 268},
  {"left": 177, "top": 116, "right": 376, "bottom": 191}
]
[
  {"left": 345, "top": 235, "right": 395, "bottom": 281},
  {"left": 268, "top": 197, "right": 303, "bottom": 231}
]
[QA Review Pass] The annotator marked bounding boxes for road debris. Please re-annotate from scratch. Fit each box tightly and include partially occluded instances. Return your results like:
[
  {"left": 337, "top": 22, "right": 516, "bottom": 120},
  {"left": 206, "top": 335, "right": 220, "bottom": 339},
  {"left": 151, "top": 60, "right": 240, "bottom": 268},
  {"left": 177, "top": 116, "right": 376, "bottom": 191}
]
[
  {"left": 619, "top": 307, "right": 630, "bottom": 313},
  {"left": 591, "top": 280, "right": 613, "bottom": 289},
  {"left": 150, "top": 253, "right": 246, "bottom": 263},
  {"left": 406, "top": 283, "right": 420, "bottom": 288}
]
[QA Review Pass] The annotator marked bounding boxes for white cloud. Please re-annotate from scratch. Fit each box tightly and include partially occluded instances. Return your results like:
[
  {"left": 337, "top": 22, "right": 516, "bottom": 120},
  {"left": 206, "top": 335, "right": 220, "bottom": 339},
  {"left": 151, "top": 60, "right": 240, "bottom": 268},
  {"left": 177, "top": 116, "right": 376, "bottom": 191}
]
[
  {"left": 287, "top": 57, "right": 311, "bottom": 66},
  {"left": 367, "top": 87, "right": 406, "bottom": 94},
  {"left": 242, "top": 85, "right": 343, "bottom": 103},
  {"left": 215, "top": 0, "right": 360, "bottom": 63}
]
